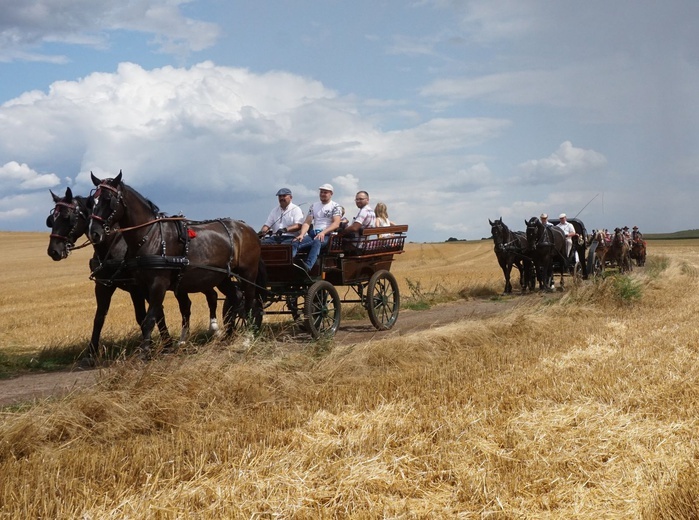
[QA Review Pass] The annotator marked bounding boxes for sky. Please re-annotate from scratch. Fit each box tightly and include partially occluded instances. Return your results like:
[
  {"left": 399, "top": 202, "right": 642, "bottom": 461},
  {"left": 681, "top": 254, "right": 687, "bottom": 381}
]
[{"left": 1, "top": 0, "right": 697, "bottom": 243}]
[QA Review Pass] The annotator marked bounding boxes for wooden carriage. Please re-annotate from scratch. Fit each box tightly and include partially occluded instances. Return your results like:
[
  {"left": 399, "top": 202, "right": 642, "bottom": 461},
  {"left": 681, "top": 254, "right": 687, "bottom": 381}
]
[{"left": 259, "top": 225, "right": 409, "bottom": 338}]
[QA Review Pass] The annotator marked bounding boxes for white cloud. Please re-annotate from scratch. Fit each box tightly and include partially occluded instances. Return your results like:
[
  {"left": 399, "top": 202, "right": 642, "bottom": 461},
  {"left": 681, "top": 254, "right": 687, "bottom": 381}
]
[
  {"left": 0, "top": 0, "right": 219, "bottom": 61},
  {"left": 516, "top": 141, "right": 607, "bottom": 185},
  {"left": 0, "top": 161, "right": 60, "bottom": 190},
  {"left": 0, "top": 61, "right": 509, "bottom": 238}
]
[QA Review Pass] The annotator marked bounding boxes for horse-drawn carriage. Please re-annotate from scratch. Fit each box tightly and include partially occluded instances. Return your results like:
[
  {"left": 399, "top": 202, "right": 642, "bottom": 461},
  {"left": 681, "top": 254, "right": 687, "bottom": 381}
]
[
  {"left": 260, "top": 225, "right": 408, "bottom": 338},
  {"left": 65, "top": 172, "right": 408, "bottom": 357},
  {"left": 490, "top": 216, "right": 590, "bottom": 293},
  {"left": 547, "top": 216, "right": 589, "bottom": 285},
  {"left": 521, "top": 216, "right": 590, "bottom": 291}
]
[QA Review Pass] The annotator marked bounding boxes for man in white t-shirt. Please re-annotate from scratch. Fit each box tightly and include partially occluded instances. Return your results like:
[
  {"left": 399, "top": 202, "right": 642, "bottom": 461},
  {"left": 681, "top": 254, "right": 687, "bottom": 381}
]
[
  {"left": 343, "top": 191, "right": 375, "bottom": 234},
  {"left": 341, "top": 190, "right": 376, "bottom": 251},
  {"left": 556, "top": 213, "right": 577, "bottom": 257},
  {"left": 258, "top": 188, "right": 304, "bottom": 244},
  {"left": 291, "top": 184, "right": 342, "bottom": 271}
]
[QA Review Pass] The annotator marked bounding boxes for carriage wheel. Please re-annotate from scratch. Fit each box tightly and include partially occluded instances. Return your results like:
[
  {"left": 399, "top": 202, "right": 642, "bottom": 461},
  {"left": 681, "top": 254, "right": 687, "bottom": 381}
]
[
  {"left": 366, "top": 270, "right": 400, "bottom": 330},
  {"left": 228, "top": 297, "right": 263, "bottom": 333},
  {"left": 591, "top": 254, "right": 603, "bottom": 278},
  {"left": 304, "top": 280, "right": 341, "bottom": 338}
]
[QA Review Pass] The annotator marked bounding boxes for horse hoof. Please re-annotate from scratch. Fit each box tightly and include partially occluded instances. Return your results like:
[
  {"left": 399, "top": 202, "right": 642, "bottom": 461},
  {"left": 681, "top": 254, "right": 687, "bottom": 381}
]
[{"left": 209, "top": 318, "right": 219, "bottom": 332}]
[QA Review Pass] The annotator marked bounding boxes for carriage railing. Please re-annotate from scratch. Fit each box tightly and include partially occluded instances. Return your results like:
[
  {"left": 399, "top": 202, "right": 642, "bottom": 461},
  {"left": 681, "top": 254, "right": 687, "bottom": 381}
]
[{"left": 328, "top": 224, "right": 409, "bottom": 256}]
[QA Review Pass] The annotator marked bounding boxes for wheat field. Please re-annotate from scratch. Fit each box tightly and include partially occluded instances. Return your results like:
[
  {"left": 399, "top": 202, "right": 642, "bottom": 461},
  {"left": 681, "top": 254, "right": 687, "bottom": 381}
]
[{"left": 1, "top": 232, "right": 699, "bottom": 518}]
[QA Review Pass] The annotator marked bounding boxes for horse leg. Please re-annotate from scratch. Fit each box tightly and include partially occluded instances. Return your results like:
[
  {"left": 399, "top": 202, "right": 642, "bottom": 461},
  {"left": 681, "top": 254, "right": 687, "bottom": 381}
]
[
  {"left": 204, "top": 288, "right": 219, "bottom": 333},
  {"left": 544, "top": 262, "right": 555, "bottom": 292},
  {"left": 175, "top": 292, "right": 193, "bottom": 345},
  {"left": 535, "top": 260, "right": 545, "bottom": 290},
  {"left": 502, "top": 265, "right": 512, "bottom": 294},
  {"left": 498, "top": 256, "right": 512, "bottom": 294},
  {"left": 219, "top": 278, "right": 243, "bottom": 336},
  {"left": 513, "top": 259, "right": 525, "bottom": 293},
  {"left": 89, "top": 283, "right": 119, "bottom": 360},
  {"left": 241, "top": 277, "right": 262, "bottom": 332},
  {"left": 140, "top": 283, "right": 169, "bottom": 357},
  {"left": 525, "top": 260, "right": 535, "bottom": 291}
]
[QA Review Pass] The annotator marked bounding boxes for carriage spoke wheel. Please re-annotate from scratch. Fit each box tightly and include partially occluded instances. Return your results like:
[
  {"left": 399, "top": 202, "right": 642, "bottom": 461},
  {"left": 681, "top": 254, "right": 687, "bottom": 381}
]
[
  {"left": 592, "top": 254, "right": 603, "bottom": 278},
  {"left": 366, "top": 270, "right": 400, "bottom": 330},
  {"left": 304, "top": 280, "right": 341, "bottom": 338},
  {"left": 228, "top": 298, "right": 263, "bottom": 334}
]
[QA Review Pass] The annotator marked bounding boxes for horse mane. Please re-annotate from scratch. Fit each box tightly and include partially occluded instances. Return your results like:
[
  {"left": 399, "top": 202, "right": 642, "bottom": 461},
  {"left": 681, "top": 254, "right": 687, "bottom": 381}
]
[{"left": 120, "top": 182, "right": 161, "bottom": 216}]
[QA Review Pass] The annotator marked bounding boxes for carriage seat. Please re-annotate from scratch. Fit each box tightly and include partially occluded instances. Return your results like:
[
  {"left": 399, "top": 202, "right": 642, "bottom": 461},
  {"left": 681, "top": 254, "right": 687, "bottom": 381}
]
[{"left": 329, "top": 225, "right": 409, "bottom": 255}]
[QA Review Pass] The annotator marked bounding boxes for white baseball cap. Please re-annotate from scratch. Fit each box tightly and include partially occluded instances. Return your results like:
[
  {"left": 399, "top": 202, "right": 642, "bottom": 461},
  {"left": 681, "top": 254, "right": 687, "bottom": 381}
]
[
  {"left": 318, "top": 183, "right": 334, "bottom": 192},
  {"left": 559, "top": 213, "right": 566, "bottom": 219}
]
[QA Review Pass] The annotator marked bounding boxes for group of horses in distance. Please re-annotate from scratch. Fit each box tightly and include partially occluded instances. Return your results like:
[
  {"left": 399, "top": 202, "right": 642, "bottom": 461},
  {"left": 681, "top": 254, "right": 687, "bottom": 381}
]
[
  {"left": 46, "top": 171, "right": 266, "bottom": 363},
  {"left": 490, "top": 217, "right": 647, "bottom": 295},
  {"left": 489, "top": 217, "right": 568, "bottom": 294},
  {"left": 590, "top": 228, "right": 646, "bottom": 272}
]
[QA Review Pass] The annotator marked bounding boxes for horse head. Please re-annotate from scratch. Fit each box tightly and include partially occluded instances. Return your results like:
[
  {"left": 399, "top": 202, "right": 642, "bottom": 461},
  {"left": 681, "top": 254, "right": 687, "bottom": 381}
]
[
  {"left": 525, "top": 217, "right": 542, "bottom": 249},
  {"left": 489, "top": 217, "right": 507, "bottom": 251},
  {"left": 46, "top": 187, "right": 91, "bottom": 261},
  {"left": 89, "top": 171, "right": 125, "bottom": 244}
]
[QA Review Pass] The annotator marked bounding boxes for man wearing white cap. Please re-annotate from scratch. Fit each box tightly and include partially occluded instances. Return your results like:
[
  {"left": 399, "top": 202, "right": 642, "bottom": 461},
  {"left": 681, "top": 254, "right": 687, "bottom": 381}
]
[
  {"left": 292, "top": 183, "right": 342, "bottom": 272},
  {"left": 540, "top": 213, "right": 552, "bottom": 227},
  {"left": 556, "top": 213, "right": 577, "bottom": 257},
  {"left": 258, "top": 187, "right": 305, "bottom": 244}
]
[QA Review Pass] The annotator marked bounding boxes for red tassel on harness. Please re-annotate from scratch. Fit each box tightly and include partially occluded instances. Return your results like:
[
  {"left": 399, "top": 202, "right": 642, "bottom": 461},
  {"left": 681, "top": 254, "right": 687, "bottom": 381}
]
[{"left": 188, "top": 229, "right": 197, "bottom": 239}]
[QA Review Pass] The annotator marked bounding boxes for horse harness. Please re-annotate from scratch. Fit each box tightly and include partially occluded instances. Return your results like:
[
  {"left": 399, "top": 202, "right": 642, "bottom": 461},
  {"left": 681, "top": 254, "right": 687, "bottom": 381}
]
[{"left": 91, "top": 180, "right": 238, "bottom": 286}]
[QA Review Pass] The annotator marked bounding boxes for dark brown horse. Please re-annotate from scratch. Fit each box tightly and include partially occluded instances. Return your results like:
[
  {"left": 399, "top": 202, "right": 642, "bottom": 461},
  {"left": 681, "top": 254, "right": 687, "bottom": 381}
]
[
  {"left": 630, "top": 238, "right": 647, "bottom": 267},
  {"left": 525, "top": 217, "right": 567, "bottom": 291},
  {"left": 87, "top": 172, "right": 264, "bottom": 353},
  {"left": 47, "top": 187, "right": 220, "bottom": 360},
  {"left": 489, "top": 218, "right": 533, "bottom": 294},
  {"left": 607, "top": 228, "right": 632, "bottom": 273}
]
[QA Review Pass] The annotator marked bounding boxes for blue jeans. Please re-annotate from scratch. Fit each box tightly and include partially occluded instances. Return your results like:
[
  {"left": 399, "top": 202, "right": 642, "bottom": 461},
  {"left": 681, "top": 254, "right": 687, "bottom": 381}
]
[
  {"left": 261, "top": 234, "right": 295, "bottom": 244},
  {"left": 292, "top": 230, "right": 329, "bottom": 269}
]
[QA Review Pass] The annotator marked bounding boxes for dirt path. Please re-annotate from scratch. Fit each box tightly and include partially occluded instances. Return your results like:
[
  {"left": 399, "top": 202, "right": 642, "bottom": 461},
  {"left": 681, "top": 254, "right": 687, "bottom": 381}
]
[{"left": 0, "top": 296, "right": 534, "bottom": 407}]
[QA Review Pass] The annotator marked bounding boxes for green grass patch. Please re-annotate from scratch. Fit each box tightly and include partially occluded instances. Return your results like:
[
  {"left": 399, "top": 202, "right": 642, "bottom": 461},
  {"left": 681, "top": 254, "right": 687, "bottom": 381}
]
[{"left": 612, "top": 275, "right": 642, "bottom": 305}]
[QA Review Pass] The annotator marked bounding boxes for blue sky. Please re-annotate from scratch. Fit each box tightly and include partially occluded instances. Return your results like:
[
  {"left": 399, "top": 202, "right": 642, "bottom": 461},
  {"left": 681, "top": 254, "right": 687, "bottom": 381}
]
[{"left": 1, "top": 0, "right": 697, "bottom": 242}]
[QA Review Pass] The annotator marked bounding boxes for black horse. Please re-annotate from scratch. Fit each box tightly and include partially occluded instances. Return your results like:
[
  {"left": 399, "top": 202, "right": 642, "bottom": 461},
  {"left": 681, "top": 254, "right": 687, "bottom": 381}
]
[
  {"left": 525, "top": 217, "right": 567, "bottom": 291},
  {"left": 489, "top": 218, "right": 534, "bottom": 294},
  {"left": 47, "top": 187, "right": 220, "bottom": 360},
  {"left": 87, "top": 172, "right": 265, "bottom": 353}
]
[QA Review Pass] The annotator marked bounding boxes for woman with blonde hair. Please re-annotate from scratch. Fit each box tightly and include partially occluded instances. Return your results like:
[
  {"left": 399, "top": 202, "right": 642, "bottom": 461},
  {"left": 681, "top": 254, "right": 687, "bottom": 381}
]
[{"left": 374, "top": 202, "right": 395, "bottom": 237}]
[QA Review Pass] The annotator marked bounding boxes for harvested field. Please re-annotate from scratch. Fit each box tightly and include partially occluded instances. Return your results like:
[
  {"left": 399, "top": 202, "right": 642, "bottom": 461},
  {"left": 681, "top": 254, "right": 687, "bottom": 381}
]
[{"left": 1, "top": 232, "right": 699, "bottom": 518}]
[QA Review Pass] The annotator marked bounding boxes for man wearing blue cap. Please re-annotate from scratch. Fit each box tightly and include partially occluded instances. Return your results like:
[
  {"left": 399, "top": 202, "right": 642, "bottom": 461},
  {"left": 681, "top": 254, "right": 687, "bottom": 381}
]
[{"left": 258, "top": 187, "right": 305, "bottom": 244}]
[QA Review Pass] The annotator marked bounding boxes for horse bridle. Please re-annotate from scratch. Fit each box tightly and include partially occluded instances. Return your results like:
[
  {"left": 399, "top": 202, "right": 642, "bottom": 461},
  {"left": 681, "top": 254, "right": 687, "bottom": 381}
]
[
  {"left": 47, "top": 200, "right": 88, "bottom": 248},
  {"left": 90, "top": 182, "right": 125, "bottom": 236},
  {"left": 527, "top": 221, "right": 552, "bottom": 248},
  {"left": 492, "top": 222, "right": 515, "bottom": 251}
]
